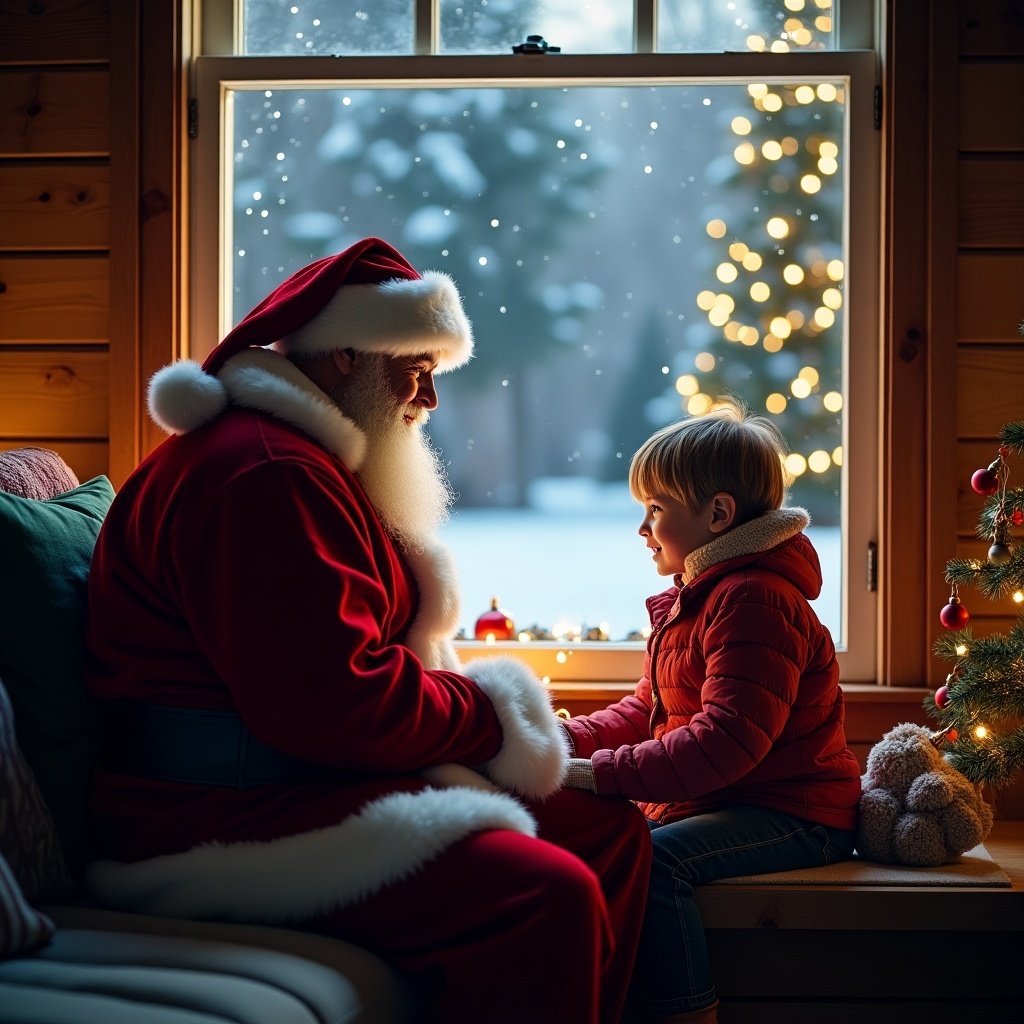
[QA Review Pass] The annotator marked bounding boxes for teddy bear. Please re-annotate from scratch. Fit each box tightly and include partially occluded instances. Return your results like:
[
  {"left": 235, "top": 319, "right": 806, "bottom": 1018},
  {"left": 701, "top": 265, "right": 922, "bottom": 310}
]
[{"left": 856, "top": 722, "right": 993, "bottom": 867}]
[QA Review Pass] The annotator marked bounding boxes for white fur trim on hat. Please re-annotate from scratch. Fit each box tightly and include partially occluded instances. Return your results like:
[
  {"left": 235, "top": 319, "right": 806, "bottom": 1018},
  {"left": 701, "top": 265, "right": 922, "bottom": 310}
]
[
  {"left": 277, "top": 271, "right": 474, "bottom": 372},
  {"left": 147, "top": 360, "right": 228, "bottom": 436},
  {"left": 461, "top": 656, "right": 569, "bottom": 799},
  {"left": 85, "top": 785, "right": 535, "bottom": 923}
]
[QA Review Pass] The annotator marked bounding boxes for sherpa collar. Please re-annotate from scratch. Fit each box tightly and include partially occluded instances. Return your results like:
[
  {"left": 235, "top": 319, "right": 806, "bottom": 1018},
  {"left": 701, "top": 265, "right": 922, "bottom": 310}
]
[{"left": 680, "top": 507, "right": 810, "bottom": 586}]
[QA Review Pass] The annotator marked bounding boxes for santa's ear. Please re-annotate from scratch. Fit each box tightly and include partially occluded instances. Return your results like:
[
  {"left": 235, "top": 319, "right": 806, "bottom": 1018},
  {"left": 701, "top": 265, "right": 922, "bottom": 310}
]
[
  {"left": 332, "top": 347, "right": 358, "bottom": 375},
  {"left": 708, "top": 492, "right": 736, "bottom": 534}
]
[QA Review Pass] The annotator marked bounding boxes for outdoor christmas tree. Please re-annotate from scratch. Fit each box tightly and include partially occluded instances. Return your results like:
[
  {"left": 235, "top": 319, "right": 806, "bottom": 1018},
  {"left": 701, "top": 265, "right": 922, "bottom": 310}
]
[{"left": 928, "top": 419, "right": 1024, "bottom": 790}]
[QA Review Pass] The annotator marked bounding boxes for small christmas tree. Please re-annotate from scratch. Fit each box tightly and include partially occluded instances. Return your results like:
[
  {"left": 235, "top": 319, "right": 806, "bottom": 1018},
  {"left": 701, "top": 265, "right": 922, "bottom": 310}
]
[{"left": 928, "top": 420, "right": 1024, "bottom": 789}]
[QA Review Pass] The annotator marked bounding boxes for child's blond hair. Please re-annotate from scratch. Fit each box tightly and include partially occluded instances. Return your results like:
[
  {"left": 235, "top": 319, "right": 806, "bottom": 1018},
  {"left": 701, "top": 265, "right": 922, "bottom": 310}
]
[{"left": 629, "top": 397, "right": 788, "bottom": 525}]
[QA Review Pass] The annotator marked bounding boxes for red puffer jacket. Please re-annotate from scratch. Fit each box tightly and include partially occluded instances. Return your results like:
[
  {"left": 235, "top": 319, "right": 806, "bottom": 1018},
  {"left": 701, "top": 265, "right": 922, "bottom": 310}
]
[{"left": 562, "top": 511, "right": 861, "bottom": 830}]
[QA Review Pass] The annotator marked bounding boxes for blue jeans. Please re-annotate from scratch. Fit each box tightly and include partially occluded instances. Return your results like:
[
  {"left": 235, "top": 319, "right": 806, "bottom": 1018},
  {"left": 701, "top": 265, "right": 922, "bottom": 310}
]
[{"left": 630, "top": 805, "right": 856, "bottom": 1015}]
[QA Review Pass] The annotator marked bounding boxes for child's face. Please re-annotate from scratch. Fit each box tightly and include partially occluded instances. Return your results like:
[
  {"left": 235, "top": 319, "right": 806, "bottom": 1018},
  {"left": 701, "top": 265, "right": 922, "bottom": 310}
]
[{"left": 636, "top": 491, "right": 722, "bottom": 576}]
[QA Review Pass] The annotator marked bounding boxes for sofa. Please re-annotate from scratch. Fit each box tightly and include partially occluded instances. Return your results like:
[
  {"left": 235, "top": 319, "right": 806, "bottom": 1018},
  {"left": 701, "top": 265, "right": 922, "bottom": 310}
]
[{"left": 0, "top": 447, "right": 419, "bottom": 1023}]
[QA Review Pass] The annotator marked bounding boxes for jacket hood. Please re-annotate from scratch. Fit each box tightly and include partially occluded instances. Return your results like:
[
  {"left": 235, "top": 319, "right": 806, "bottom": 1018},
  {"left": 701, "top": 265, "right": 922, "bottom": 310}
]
[{"left": 677, "top": 506, "right": 821, "bottom": 599}]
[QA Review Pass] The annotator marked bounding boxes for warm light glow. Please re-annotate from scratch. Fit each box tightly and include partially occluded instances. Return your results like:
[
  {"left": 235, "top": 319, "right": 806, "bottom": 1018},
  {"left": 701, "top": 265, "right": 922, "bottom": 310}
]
[
  {"left": 832, "top": 446, "right": 843, "bottom": 466},
  {"left": 769, "top": 40, "right": 791, "bottom": 54},
  {"left": 955, "top": 644, "right": 968, "bottom": 656},
  {"left": 783, "top": 263, "right": 805, "bottom": 285},
  {"left": 731, "top": 116, "right": 752, "bottom": 135},
  {"left": 814, "top": 306, "right": 836, "bottom": 329},
  {"left": 827, "top": 258, "right": 844, "bottom": 281},
  {"left": 766, "top": 392, "right": 788, "bottom": 414},
  {"left": 742, "top": 251, "right": 763, "bottom": 271},
  {"left": 823, "top": 287, "right": 843, "bottom": 309},
  {"left": 746, "top": 34, "right": 766, "bottom": 52},
  {"left": 819, "top": 141, "right": 839, "bottom": 159},
  {"left": 694, "top": 351, "right": 716, "bottom": 372},
  {"left": 763, "top": 334, "right": 783, "bottom": 353},
  {"left": 687, "top": 393, "right": 713, "bottom": 415},
  {"left": 823, "top": 390, "right": 843, "bottom": 412},
  {"left": 816, "top": 15, "right": 832, "bottom": 31},
  {"left": 800, "top": 174, "right": 822, "bottom": 194},
  {"left": 784, "top": 0, "right": 805, "bottom": 11},
  {"left": 555, "top": 651, "right": 568, "bottom": 664},
  {"left": 696, "top": 289, "right": 716, "bottom": 311},
  {"left": 785, "top": 453, "right": 808, "bottom": 476},
  {"left": 750, "top": 281, "right": 771, "bottom": 302},
  {"left": 728, "top": 242, "right": 749, "bottom": 261},
  {"left": 791, "top": 378, "right": 812, "bottom": 399},
  {"left": 817, "top": 83, "right": 838, "bottom": 102},
  {"left": 715, "top": 294, "right": 736, "bottom": 314},
  {"left": 818, "top": 155, "right": 839, "bottom": 175},
  {"left": 676, "top": 374, "right": 699, "bottom": 396},
  {"left": 762, "top": 92, "right": 784, "bottom": 111},
  {"left": 709, "top": 307, "right": 729, "bottom": 327},
  {"left": 706, "top": 219, "right": 727, "bottom": 238},
  {"left": 786, "top": 309, "right": 805, "bottom": 329},
  {"left": 799, "top": 366, "right": 820, "bottom": 386},
  {"left": 1014, "top": 590, "right": 1024, "bottom": 604},
  {"left": 794, "top": 85, "right": 815, "bottom": 104},
  {"left": 485, "top": 633, "right": 496, "bottom": 644},
  {"left": 808, "top": 450, "right": 831, "bottom": 473},
  {"left": 974, "top": 725, "right": 989, "bottom": 740},
  {"left": 770, "top": 316, "right": 793, "bottom": 338},
  {"left": 766, "top": 217, "right": 790, "bottom": 239},
  {"left": 762, "top": 140, "right": 784, "bottom": 160},
  {"left": 748, "top": 84, "right": 769, "bottom": 99},
  {"left": 781, "top": 136, "right": 800, "bottom": 156},
  {"left": 724, "top": 320, "right": 741, "bottom": 342},
  {"left": 517, "top": 631, "right": 533, "bottom": 642},
  {"left": 716, "top": 262, "right": 739, "bottom": 283},
  {"left": 734, "top": 142, "right": 756, "bottom": 165},
  {"left": 737, "top": 325, "right": 759, "bottom": 345}
]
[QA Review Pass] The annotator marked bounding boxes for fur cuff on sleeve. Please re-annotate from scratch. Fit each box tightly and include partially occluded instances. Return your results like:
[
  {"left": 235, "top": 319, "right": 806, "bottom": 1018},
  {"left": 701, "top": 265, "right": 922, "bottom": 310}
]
[{"left": 462, "top": 656, "right": 569, "bottom": 799}]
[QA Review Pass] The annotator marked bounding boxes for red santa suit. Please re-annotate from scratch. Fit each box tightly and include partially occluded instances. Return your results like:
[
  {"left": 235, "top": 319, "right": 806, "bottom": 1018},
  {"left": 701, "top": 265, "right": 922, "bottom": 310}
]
[{"left": 84, "top": 240, "right": 651, "bottom": 1024}]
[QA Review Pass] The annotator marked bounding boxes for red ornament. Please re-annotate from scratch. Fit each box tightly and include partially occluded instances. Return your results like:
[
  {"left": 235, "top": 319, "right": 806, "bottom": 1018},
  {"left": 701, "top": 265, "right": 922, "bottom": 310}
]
[
  {"left": 934, "top": 684, "right": 951, "bottom": 709},
  {"left": 946, "top": 729, "right": 959, "bottom": 742},
  {"left": 474, "top": 597, "right": 515, "bottom": 641},
  {"left": 939, "top": 598, "right": 970, "bottom": 630},
  {"left": 1013, "top": 509, "right": 1024, "bottom": 527},
  {"left": 970, "top": 468, "right": 999, "bottom": 495}
]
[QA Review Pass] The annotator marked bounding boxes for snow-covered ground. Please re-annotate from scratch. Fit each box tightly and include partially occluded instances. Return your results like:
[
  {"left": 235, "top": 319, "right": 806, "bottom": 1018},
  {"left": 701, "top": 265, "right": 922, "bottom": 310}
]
[{"left": 441, "top": 495, "right": 841, "bottom": 645}]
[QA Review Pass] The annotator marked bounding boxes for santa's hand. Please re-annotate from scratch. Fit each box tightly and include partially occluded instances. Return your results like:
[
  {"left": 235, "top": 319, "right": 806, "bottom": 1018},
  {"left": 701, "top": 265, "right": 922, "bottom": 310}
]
[{"left": 563, "top": 758, "right": 596, "bottom": 792}]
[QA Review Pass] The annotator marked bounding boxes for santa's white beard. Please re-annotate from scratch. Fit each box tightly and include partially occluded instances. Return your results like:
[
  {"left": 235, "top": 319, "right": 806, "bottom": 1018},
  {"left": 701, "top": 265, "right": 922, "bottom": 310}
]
[{"left": 334, "top": 357, "right": 455, "bottom": 550}]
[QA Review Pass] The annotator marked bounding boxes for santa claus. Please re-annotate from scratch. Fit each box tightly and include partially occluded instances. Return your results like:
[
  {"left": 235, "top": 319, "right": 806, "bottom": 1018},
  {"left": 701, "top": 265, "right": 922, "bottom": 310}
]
[{"left": 84, "top": 238, "right": 651, "bottom": 1024}]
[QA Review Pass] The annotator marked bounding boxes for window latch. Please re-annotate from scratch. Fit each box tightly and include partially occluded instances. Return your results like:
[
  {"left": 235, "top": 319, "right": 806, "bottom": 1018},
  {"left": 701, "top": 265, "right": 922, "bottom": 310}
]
[{"left": 512, "top": 34, "right": 561, "bottom": 55}]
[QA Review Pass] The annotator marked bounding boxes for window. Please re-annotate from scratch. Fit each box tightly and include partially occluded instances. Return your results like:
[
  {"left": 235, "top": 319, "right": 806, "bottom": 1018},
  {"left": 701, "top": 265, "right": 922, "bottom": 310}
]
[{"left": 192, "top": 0, "right": 880, "bottom": 683}]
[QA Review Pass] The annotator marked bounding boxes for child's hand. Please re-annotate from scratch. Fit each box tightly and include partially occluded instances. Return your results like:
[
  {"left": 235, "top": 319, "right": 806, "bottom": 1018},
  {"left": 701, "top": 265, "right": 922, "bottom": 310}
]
[{"left": 563, "top": 758, "right": 596, "bottom": 791}]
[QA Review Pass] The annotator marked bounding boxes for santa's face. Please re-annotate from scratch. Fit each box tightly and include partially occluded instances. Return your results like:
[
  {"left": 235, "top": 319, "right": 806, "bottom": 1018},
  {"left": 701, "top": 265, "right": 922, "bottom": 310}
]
[
  {"left": 379, "top": 354, "right": 439, "bottom": 426},
  {"left": 332, "top": 351, "right": 454, "bottom": 548}
]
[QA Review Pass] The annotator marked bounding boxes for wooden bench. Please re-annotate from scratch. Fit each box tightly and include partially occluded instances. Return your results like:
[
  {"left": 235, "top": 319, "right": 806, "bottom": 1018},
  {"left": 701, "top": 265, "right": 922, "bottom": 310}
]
[{"left": 697, "top": 821, "right": 1024, "bottom": 1023}]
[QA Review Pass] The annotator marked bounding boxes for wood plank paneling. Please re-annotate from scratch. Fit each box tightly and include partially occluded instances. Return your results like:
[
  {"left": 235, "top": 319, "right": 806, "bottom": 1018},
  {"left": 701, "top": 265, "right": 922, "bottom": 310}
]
[
  {"left": 0, "top": 439, "right": 108, "bottom": 483},
  {"left": 0, "top": 349, "right": 108, "bottom": 437},
  {"left": 957, "top": 252, "right": 1024, "bottom": 340},
  {"left": 0, "top": 163, "right": 109, "bottom": 250},
  {"left": 0, "top": 70, "right": 110, "bottom": 157},
  {"left": 0, "top": 256, "right": 109, "bottom": 342},
  {"left": 0, "top": 0, "right": 110, "bottom": 64},
  {"left": 959, "top": 62, "right": 1024, "bottom": 151},
  {"left": 955, "top": 346, "right": 1024, "bottom": 435},
  {"left": 958, "top": 157, "right": 1024, "bottom": 246},
  {"left": 959, "top": 0, "right": 1024, "bottom": 56}
]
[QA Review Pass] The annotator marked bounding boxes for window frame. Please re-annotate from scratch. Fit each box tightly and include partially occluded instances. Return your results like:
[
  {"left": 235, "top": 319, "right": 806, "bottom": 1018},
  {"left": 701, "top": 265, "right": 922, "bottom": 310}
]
[{"left": 189, "top": 5, "right": 881, "bottom": 685}]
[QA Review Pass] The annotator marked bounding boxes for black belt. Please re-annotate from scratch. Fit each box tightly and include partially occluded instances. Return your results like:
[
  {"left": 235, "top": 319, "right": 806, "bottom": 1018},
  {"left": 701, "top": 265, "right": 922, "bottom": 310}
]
[{"left": 100, "top": 703, "right": 349, "bottom": 789}]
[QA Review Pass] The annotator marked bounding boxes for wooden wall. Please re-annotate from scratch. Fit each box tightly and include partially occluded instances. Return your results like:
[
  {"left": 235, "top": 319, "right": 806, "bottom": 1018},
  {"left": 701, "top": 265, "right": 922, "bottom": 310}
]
[
  {"left": 952, "top": 2, "right": 1024, "bottom": 643},
  {"left": 0, "top": 0, "right": 114, "bottom": 483}
]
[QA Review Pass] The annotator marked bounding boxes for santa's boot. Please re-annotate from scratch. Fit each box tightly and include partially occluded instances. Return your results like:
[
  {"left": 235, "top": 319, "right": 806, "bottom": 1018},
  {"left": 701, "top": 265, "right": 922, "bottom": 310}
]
[{"left": 654, "top": 1000, "right": 720, "bottom": 1024}]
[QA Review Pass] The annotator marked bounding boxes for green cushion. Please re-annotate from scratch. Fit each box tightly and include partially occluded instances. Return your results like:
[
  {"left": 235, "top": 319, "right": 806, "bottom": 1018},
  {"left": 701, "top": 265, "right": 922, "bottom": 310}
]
[{"left": 0, "top": 477, "right": 115, "bottom": 878}]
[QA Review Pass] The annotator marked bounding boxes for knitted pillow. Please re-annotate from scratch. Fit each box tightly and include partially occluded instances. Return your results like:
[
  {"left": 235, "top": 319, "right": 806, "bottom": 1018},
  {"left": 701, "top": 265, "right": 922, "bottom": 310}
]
[
  {"left": 0, "top": 447, "right": 79, "bottom": 501},
  {"left": 0, "top": 852, "right": 55, "bottom": 959},
  {"left": 0, "top": 475, "right": 115, "bottom": 878},
  {"left": 0, "top": 679, "right": 75, "bottom": 904}
]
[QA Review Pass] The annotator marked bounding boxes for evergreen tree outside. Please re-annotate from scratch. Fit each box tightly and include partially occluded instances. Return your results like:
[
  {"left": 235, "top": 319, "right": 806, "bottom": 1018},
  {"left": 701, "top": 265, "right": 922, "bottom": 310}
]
[{"left": 930, "top": 420, "right": 1024, "bottom": 791}]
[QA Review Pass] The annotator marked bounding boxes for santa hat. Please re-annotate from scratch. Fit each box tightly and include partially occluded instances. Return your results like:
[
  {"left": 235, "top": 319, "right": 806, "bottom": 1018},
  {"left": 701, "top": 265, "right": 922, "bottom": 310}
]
[{"left": 148, "top": 237, "right": 474, "bottom": 435}]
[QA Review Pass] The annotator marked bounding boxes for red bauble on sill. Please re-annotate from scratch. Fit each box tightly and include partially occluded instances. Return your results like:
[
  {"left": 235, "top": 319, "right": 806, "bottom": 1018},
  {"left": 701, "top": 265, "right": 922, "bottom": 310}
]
[{"left": 475, "top": 597, "right": 515, "bottom": 641}]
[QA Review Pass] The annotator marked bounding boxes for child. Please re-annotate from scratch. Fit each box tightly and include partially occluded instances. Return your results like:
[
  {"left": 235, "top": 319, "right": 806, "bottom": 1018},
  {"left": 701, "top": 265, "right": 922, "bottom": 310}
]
[{"left": 561, "top": 398, "right": 861, "bottom": 1024}]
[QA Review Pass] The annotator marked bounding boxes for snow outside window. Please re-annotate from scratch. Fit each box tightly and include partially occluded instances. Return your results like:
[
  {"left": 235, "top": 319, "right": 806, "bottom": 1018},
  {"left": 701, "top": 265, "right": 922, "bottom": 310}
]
[{"left": 192, "top": 0, "right": 879, "bottom": 682}]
